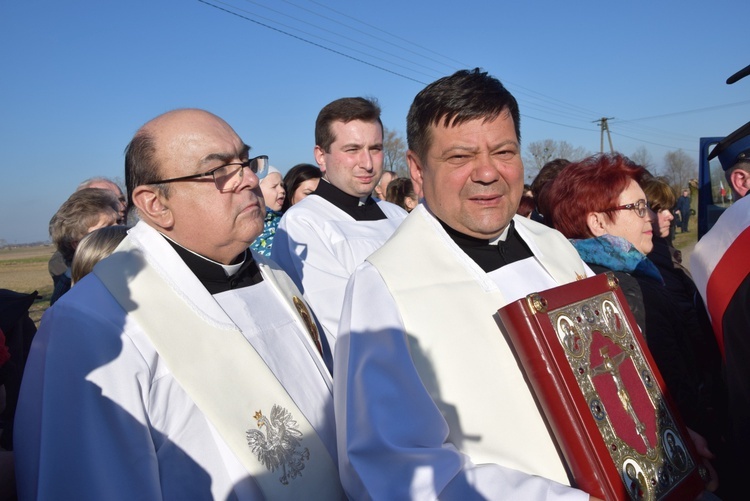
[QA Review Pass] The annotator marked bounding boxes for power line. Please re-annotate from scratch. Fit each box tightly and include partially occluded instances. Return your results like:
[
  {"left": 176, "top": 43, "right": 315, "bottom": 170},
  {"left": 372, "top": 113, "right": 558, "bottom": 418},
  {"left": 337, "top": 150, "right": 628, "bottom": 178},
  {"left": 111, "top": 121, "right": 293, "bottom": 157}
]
[
  {"left": 624, "top": 99, "right": 750, "bottom": 121},
  {"left": 610, "top": 130, "right": 696, "bottom": 153},
  {"left": 520, "top": 99, "right": 602, "bottom": 124},
  {"left": 280, "top": 0, "right": 464, "bottom": 71},
  {"left": 197, "top": 0, "right": 428, "bottom": 84},
  {"left": 522, "top": 113, "right": 598, "bottom": 132},
  {"left": 505, "top": 83, "right": 605, "bottom": 121},
  {"left": 612, "top": 123, "right": 695, "bottom": 144},
  {"left": 232, "top": 0, "right": 618, "bottom": 128},
  {"left": 197, "top": 0, "right": 717, "bottom": 154},
  {"left": 239, "top": 0, "right": 448, "bottom": 77}
]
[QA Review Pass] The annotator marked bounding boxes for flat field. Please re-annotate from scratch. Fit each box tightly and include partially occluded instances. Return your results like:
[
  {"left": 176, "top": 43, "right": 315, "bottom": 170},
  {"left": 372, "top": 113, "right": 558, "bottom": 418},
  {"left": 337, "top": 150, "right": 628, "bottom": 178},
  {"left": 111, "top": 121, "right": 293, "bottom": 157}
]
[
  {"left": 0, "top": 245, "right": 55, "bottom": 325},
  {"left": 0, "top": 230, "right": 698, "bottom": 328}
]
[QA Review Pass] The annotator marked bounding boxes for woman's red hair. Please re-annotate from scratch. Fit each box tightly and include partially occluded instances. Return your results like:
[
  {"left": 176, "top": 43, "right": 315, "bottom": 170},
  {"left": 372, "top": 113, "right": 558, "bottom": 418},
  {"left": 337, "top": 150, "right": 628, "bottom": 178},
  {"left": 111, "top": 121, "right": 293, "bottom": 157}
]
[{"left": 545, "top": 153, "right": 648, "bottom": 239}]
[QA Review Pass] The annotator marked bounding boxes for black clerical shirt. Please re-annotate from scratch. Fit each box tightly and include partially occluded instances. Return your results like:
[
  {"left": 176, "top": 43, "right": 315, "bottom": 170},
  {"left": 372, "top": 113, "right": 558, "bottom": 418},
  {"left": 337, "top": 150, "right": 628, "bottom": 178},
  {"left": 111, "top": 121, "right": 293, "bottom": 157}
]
[
  {"left": 166, "top": 239, "right": 263, "bottom": 294},
  {"left": 440, "top": 219, "right": 534, "bottom": 273},
  {"left": 313, "top": 179, "right": 388, "bottom": 221}
]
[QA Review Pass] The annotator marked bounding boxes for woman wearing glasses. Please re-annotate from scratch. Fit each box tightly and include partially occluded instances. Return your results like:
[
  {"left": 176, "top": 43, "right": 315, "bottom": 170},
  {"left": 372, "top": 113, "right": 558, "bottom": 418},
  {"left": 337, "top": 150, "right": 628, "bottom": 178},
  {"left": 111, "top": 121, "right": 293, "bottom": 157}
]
[
  {"left": 544, "top": 154, "right": 657, "bottom": 333},
  {"left": 544, "top": 154, "right": 714, "bottom": 456}
]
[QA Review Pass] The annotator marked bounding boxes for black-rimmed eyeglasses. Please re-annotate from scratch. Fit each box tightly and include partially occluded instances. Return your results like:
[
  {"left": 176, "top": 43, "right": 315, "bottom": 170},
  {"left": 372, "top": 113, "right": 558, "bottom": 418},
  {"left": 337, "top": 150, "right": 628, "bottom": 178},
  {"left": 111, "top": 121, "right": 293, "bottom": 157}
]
[
  {"left": 603, "top": 199, "right": 650, "bottom": 218},
  {"left": 149, "top": 155, "right": 269, "bottom": 192}
]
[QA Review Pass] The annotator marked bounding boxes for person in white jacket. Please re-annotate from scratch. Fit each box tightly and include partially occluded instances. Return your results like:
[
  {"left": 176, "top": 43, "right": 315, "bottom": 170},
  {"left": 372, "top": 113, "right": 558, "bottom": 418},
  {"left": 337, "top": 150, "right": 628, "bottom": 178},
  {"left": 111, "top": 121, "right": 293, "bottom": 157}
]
[
  {"left": 335, "top": 69, "right": 601, "bottom": 501},
  {"left": 272, "top": 97, "right": 406, "bottom": 351},
  {"left": 15, "top": 109, "right": 344, "bottom": 501}
]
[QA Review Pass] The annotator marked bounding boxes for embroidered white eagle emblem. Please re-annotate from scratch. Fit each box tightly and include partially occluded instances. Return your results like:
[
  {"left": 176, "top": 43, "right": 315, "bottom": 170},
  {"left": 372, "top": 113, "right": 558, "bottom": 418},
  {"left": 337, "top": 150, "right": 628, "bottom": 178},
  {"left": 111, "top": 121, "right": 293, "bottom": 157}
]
[{"left": 246, "top": 405, "right": 310, "bottom": 484}]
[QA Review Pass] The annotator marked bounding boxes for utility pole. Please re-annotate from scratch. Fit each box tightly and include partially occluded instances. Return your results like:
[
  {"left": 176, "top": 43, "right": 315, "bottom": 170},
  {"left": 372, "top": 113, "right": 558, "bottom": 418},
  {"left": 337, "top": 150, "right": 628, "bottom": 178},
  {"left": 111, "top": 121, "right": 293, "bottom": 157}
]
[{"left": 594, "top": 117, "right": 615, "bottom": 153}]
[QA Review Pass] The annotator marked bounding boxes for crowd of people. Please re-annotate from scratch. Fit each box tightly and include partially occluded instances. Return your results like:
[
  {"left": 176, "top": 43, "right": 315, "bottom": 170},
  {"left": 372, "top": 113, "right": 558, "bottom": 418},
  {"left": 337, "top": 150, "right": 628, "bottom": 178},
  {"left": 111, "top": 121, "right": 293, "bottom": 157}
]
[{"left": 1, "top": 67, "right": 748, "bottom": 500}]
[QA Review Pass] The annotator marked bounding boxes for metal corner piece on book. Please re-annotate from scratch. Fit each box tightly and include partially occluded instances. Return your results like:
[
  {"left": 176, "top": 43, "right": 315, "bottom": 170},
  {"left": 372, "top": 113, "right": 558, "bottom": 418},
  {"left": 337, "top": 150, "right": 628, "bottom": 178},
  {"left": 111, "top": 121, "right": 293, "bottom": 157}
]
[
  {"left": 604, "top": 271, "right": 620, "bottom": 290},
  {"left": 526, "top": 293, "right": 548, "bottom": 314}
]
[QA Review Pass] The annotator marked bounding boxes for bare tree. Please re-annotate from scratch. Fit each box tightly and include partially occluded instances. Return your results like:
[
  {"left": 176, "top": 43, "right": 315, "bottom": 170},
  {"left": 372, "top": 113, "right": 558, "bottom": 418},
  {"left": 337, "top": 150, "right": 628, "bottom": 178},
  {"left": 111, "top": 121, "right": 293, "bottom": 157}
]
[
  {"left": 629, "top": 146, "right": 655, "bottom": 173},
  {"left": 524, "top": 139, "right": 590, "bottom": 182},
  {"left": 382, "top": 127, "right": 408, "bottom": 177},
  {"left": 662, "top": 150, "right": 697, "bottom": 194}
]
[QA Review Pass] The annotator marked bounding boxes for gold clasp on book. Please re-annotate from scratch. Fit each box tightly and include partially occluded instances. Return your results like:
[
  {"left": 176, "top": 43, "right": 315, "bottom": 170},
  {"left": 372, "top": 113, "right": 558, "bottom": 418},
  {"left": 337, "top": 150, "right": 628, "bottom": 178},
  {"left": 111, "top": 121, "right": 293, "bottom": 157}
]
[{"left": 526, "top": 293, "right": 548, "bottom": 314}]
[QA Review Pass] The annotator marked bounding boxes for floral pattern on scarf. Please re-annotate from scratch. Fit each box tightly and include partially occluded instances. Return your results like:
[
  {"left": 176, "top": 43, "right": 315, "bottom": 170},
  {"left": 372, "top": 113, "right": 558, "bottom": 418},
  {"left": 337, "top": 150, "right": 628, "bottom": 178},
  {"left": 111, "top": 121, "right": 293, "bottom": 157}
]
[
  {"left": 249, "top": 209, "right": 282, "bottom": 257},
  {"left": 570, "top": 234, "right": 664, "bottom": 283}
]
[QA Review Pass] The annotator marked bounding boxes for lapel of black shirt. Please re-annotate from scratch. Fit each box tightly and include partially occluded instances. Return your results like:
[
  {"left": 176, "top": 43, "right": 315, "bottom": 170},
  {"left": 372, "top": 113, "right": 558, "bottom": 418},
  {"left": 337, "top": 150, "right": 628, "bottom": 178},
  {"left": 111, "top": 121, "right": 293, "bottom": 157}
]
[
  {"left": 440, "top": 219, "right": 534, "bottom": 273},
  {"left": 166, "top": 238, "right": 264, "bottom": 294},
  {"left": 313, "top": 179, "right": 387, "bottom": 221}
]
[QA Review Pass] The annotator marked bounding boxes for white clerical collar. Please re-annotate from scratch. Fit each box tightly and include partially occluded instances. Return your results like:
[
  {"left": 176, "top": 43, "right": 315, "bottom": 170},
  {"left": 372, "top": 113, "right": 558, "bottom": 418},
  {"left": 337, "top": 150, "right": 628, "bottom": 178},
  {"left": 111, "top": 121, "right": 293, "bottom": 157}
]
[
  {"left": 489, "top": 224, "right": 512, "bottom": 245},
  {"left": 222, "top": 259, "right": 244, "bottom": 276},
  {"left": 160, "top": 233, "right": 245, "bottom": 277}
]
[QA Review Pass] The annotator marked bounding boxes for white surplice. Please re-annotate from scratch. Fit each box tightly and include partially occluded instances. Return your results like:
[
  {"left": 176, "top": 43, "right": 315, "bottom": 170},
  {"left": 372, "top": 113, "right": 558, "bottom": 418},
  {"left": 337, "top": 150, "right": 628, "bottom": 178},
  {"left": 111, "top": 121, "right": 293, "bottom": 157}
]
[
  {"left": 14, "top": 221, "right": 341, "bottom": 501},
  {"left": 335, "top": 205, "right": 593, "bottom": 501},
  {"left": 271, "top": 193, "right": 406, "bottom": 350}
]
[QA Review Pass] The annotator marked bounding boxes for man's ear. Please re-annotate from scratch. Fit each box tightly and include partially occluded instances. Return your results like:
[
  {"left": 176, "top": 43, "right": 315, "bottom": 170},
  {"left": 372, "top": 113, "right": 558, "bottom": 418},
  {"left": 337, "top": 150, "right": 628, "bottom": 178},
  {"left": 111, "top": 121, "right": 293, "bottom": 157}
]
[
  {"left": 586, "top": 211, "right": 608, "bottom": 237},
  {"left": 730, "top": 168, "right": 750, "bottom": 197},
  {"left": 131, "top": 185, "right": 173, "bottom": 230},
  {"left": 407, "top": 150, "right": 424, "bottom": 199},
  {"left": 313, "top": 145, "right": 327, "bottom": 175}
]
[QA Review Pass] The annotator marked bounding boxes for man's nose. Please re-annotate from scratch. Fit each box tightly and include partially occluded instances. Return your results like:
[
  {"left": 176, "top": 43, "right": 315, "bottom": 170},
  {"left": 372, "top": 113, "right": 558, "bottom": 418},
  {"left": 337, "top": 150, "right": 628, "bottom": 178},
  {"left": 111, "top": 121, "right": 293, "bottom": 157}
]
[
  {"left": 471, "top": 153, "right": 501, "bottom": 183},
  {"left": 239, "top": 164, "right": 260, "bottom": 189},
  {"left": 358, "top": 150, "right": 375, "bottom": 170}
]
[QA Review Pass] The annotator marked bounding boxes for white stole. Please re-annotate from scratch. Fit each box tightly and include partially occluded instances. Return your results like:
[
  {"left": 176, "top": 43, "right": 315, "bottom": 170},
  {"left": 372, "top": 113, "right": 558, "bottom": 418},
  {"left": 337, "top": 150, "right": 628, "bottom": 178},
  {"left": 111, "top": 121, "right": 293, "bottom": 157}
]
[
  {"left": 94, "top": 238, "right": 344, "bottom": 500},
  {"left": 367, "top": 206, "right": 587, "bottom": 484}
]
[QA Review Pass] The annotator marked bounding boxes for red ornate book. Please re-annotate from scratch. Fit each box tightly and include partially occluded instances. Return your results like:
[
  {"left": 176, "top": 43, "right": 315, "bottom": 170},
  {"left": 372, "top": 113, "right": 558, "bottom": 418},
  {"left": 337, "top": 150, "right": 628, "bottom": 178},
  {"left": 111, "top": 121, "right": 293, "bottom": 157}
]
[{"left": 497, "top": 272, "right": 705, "bottom": 500}]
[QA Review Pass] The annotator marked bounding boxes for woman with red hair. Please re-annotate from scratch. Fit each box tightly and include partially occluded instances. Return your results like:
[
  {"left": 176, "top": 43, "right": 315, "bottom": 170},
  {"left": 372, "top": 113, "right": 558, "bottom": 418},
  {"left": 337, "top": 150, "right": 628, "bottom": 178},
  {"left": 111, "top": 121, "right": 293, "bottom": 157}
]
[
  {"left": 545, "top": 154, "right": 719, "bottom": 471},
  {"left": 546, "top": 154, "right": 657, "bottom": 330}
]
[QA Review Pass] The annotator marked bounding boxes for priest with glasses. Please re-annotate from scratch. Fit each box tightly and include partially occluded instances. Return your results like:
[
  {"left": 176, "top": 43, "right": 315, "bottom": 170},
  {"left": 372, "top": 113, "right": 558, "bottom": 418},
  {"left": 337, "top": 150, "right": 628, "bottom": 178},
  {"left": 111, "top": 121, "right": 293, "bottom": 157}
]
[{"left": 15, "top": 109, "right": 345, "bottom": 500}]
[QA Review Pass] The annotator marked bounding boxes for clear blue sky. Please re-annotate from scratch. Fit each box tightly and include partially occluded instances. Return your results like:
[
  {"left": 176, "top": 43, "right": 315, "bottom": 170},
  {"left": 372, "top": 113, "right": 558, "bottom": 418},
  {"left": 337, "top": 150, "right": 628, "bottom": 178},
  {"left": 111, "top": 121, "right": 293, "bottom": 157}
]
[{"left": 1, "top": 0, "right": 748, "bottom": 244}]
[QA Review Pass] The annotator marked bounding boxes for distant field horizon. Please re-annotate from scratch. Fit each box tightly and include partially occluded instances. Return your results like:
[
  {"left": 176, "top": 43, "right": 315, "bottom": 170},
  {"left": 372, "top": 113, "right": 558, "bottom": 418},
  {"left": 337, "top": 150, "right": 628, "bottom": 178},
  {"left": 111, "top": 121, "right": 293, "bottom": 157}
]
[
  {"left": 0, "top": 241, "right": 53, "bottom": 249},
  {"left": 0, "top": 244, "right": 55, "bottom": 325}
]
